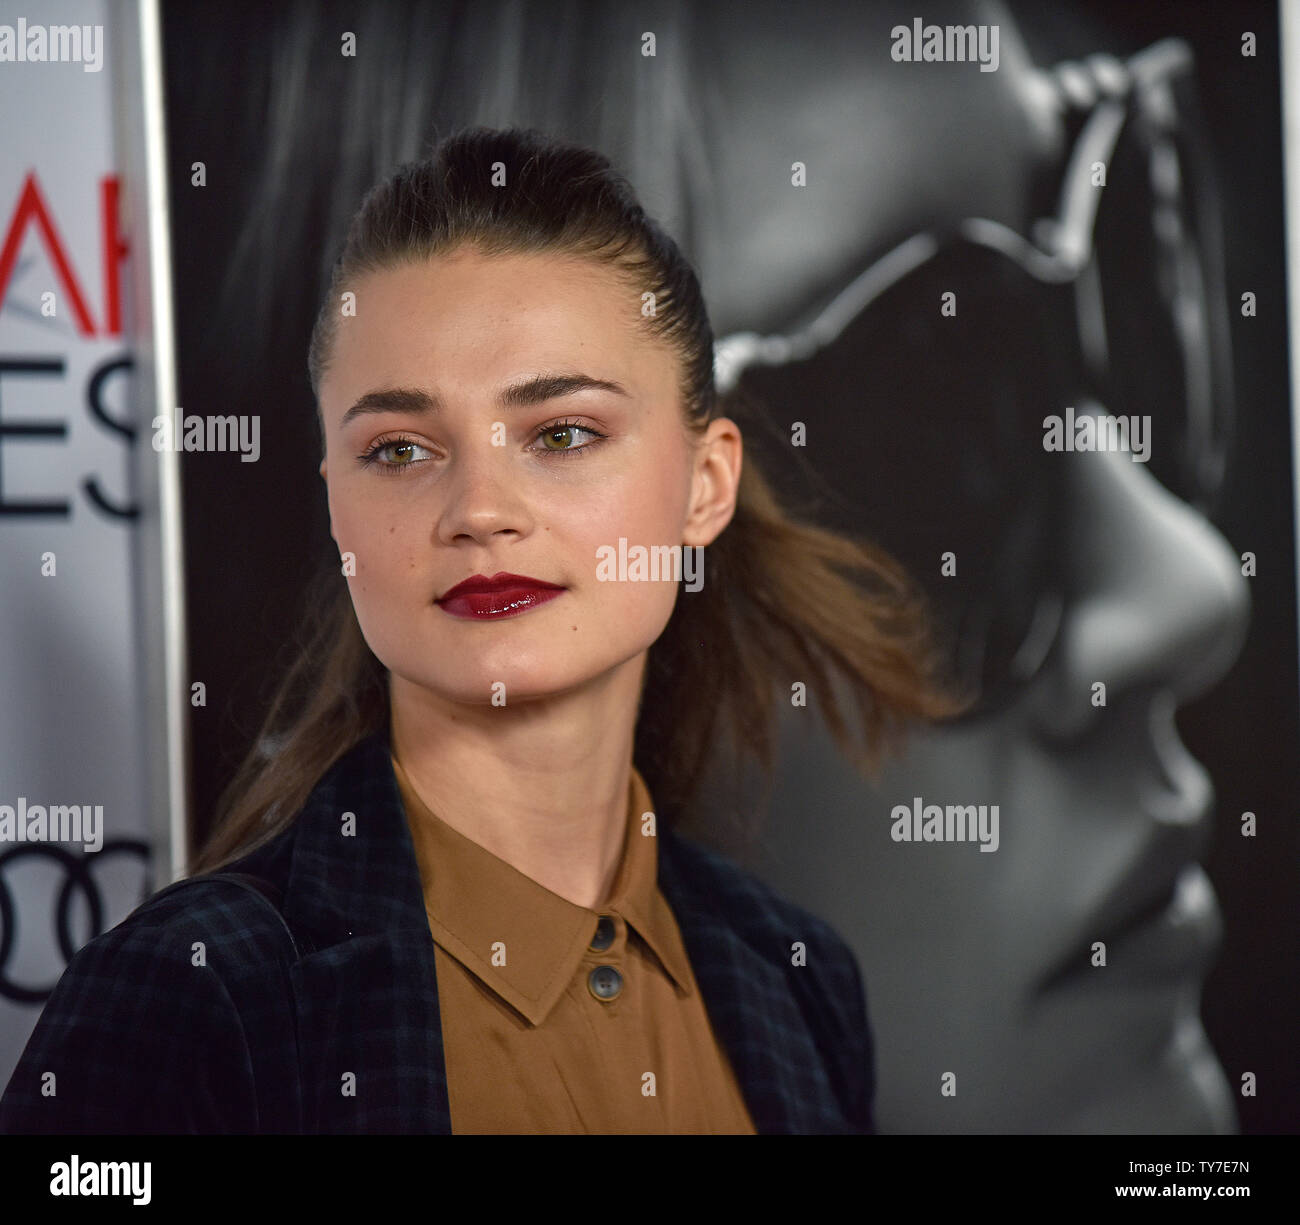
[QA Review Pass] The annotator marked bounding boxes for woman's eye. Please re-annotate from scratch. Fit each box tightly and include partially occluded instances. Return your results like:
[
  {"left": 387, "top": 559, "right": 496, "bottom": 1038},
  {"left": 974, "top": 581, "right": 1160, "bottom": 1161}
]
[
  {"left": 531, "top": 421, "right": 606, "bottom": 457},
  {"left": 360, "top": 422, "right": 605, "bottom": 473},
  {"left": 359, "top": 438, "right": 431, "bottom": 472}
]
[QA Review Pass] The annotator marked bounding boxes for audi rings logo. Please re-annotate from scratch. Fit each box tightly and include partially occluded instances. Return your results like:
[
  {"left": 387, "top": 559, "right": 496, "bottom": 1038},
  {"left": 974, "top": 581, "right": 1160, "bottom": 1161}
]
[{"left": 0, "top": 839, "right": 152, "bottom": 1003}]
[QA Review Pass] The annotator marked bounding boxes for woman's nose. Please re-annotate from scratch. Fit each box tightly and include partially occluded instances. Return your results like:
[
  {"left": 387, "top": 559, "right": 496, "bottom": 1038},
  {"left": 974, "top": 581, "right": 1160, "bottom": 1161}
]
[
  {"left": 1025, "top": 422, "right": 1251, "bottom": 739},
  {"left": 434, "top": 444, "right": 533, "bottom": 547}
]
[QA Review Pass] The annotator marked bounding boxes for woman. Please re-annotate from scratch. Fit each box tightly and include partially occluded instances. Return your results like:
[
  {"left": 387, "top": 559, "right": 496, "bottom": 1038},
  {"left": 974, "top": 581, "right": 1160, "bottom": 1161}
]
[{"left": 0, "top": 126, "right": 964, "bottom": 1135}]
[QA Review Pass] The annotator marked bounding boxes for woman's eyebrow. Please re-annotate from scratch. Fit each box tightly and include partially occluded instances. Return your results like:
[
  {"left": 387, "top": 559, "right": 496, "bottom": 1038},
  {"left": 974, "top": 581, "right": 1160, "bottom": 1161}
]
[{"left": 340, "top": 374, "right": 629, "bottom": 429}]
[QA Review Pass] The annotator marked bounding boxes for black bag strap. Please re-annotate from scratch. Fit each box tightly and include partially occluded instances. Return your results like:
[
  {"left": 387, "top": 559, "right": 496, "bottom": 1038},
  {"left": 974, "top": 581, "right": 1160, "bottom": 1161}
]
[{"left": 146, "top": 871, "right": 316, "bottom": 960}]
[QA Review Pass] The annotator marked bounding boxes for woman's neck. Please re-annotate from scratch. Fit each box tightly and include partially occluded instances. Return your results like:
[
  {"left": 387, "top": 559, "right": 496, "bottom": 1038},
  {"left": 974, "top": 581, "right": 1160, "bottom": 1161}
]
[{"left": 387, "top": 658, "right": 645, "bottom": 909}]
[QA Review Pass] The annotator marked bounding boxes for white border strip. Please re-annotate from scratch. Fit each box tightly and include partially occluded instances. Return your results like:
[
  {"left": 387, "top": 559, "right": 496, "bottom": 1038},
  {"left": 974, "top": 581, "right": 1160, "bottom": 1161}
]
[
  {"left": 139, "top": 0, "right": 189, "bottom": 882},
  {"left": 1283, "top": 0, "right": 1300, "bottom": 718}
]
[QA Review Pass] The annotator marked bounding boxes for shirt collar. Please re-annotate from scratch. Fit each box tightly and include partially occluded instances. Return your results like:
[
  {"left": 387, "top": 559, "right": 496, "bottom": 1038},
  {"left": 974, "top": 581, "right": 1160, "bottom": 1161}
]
[{"left": 392, "top": 754, "right": 693, "bottom": 1024}]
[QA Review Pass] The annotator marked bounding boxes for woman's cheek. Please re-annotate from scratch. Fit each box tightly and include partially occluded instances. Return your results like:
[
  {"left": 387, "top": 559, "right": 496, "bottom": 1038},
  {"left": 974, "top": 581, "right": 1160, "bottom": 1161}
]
[{"left": 588, "top": 475, "right": 688, "bottom": 551}]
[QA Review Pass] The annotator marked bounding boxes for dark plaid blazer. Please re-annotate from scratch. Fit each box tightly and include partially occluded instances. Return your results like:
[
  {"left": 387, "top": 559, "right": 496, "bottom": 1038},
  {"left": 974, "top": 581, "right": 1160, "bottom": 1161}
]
[{"left": 0, "top": 729, "right": 874, "bottom": 1134}]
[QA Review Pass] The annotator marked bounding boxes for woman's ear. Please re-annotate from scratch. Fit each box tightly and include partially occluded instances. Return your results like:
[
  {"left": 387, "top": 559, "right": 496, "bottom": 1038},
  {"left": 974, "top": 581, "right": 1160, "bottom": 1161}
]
[
  {"left": 318, "top": 457, "right": 338, "bottom": 546},
  {"left": 683, "top": 416, "right": 742, "bottom": 547}
]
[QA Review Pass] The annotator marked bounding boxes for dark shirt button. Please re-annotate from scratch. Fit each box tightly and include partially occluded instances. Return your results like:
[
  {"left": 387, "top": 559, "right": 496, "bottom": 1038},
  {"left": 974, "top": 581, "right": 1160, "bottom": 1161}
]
[
  {"left": 588, "top": 914, "right": 616, "bottom": 952},
  {"left": 588, "top": 965, "right": 623, "bottom": 1001}
]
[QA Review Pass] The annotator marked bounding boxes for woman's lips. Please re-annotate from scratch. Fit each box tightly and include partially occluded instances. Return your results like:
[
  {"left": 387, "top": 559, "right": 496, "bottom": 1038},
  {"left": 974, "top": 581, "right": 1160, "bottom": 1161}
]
[{"left": 436, "top": 573, "right": 565, "bottom": 620}]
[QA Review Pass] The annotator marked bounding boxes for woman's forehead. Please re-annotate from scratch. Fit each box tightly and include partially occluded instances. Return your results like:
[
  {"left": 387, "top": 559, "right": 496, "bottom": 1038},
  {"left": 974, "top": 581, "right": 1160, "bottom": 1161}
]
[{"left": 319, "top": 254, "right": 674, "bottom": 415}]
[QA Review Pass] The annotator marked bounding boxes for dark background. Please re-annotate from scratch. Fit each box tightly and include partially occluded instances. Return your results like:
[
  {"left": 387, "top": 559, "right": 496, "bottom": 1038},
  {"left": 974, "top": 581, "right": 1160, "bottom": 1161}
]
[{"left": 162, "top": 0, "right": 1297, "bottom": 1132}]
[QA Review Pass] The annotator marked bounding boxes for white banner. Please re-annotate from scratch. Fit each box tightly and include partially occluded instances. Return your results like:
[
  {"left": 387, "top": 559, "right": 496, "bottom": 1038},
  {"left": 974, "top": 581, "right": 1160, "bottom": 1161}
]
[{"left": 0, "top": 0, "right": 178, "bottom": 1084}]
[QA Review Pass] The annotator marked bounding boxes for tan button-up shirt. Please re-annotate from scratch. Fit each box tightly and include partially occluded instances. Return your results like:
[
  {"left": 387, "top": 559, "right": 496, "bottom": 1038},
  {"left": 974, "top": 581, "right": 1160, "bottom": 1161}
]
[{"left": 391, "top": 754, "right": 757, "bottom": 1134}]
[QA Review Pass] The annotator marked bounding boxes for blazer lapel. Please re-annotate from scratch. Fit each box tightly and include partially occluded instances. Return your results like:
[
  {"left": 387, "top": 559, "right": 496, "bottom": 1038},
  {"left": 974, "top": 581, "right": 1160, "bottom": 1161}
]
[
  {"left": 657, "top": 829, "right": 850, "bottom": 1134},
  {"left": 278, "top": 729, "right": 451, "bottom": 1134}
]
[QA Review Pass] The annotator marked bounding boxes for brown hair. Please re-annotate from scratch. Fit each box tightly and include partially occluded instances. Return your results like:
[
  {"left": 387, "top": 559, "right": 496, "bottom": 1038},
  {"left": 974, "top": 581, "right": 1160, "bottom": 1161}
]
[{"left": 191, "top": 125, "right": 971, "bottom": 874}]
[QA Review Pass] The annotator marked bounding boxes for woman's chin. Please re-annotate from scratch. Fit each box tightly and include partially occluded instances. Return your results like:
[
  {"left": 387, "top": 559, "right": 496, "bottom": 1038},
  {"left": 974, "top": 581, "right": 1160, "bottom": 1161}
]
[{"left": 400, "top": 667, "right": 603, "bottom": 709}]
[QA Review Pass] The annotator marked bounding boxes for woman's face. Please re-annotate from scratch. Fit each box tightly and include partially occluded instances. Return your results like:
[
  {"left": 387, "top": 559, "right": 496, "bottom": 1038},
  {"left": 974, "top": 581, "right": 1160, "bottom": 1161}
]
[{"left": 315, "top": 247, "right": 738, "bottom": 707}]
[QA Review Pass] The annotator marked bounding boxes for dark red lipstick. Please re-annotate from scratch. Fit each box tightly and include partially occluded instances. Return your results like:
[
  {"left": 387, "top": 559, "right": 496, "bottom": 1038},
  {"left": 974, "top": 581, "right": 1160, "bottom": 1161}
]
[{"left": 436, "top": 571, "right": 565, "bottom": 620}]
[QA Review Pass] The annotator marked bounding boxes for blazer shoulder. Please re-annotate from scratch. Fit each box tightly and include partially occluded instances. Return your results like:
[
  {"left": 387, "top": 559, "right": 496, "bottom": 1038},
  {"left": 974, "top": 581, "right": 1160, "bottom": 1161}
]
[
  {"left": 662, "top": 827, "right": 877, "bottom": 1133},
  {"left": 663, "top": 827, "right": 858, "bottom": 964},
  {"left": 0, "top": 873, "right": 298, "bottom": 1134}
]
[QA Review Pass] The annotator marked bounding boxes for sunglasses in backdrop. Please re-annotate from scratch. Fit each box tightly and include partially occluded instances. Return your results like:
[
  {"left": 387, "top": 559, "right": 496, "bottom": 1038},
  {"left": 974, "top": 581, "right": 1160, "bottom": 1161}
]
[{"left": 711, "top": 38, "right": 1234, "bottom": 721}]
